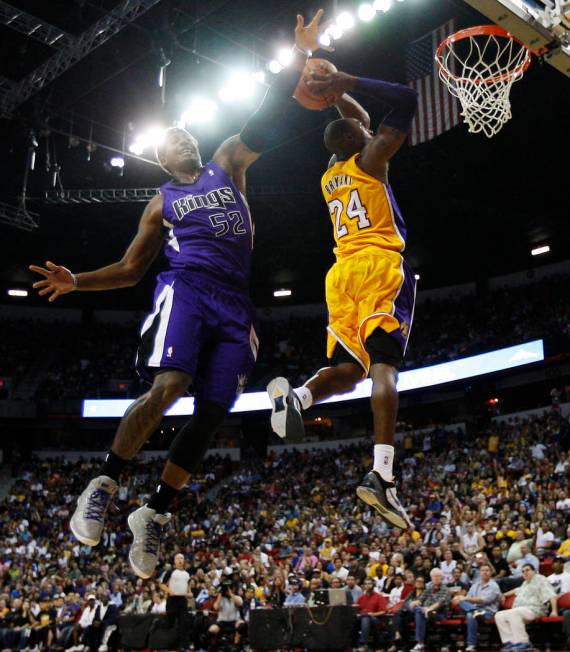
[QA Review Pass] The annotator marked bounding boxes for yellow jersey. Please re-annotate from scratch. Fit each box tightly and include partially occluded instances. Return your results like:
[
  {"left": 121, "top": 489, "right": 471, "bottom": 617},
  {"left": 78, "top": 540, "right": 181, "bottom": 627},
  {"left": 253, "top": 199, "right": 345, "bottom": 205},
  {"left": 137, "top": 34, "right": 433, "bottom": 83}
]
[{"left": 321, "top": 154, "right": 407, "bottom": 259}]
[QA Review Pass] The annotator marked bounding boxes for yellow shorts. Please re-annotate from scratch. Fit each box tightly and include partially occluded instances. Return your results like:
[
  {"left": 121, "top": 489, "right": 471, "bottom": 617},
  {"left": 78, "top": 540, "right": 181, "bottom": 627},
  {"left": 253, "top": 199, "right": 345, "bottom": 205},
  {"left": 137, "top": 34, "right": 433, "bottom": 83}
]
[{"left": 325, "top": 250, "right": 416, "bottom": 375}]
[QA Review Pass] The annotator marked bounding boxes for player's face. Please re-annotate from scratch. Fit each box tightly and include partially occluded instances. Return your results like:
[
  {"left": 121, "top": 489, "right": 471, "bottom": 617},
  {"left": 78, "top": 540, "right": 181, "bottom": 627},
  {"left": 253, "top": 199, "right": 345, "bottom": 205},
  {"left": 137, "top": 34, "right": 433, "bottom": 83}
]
[{"left": 161, "top": 129, "right": 201, "bottom": 173}]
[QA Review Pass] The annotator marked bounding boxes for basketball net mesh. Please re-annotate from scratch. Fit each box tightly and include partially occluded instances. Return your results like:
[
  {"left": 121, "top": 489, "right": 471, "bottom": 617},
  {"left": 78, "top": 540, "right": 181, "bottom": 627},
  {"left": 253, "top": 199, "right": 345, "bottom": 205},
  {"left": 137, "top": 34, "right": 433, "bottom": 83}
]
[{"left": 437, "top": 33, "right": 530, "bottom": 138}]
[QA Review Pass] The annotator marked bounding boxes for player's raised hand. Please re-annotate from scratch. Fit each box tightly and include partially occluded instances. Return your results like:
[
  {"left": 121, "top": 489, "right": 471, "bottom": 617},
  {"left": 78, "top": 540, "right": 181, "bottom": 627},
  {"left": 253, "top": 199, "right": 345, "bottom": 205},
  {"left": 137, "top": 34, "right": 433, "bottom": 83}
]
[
  {"left": 295, "top": 8, "right": 332, "bottom": 53},
  {"left": 306, "top": 70, "right": 355, "bottom": 102},
  {"left": 29, "top": 260, "right": 75, "bottom": 302}
]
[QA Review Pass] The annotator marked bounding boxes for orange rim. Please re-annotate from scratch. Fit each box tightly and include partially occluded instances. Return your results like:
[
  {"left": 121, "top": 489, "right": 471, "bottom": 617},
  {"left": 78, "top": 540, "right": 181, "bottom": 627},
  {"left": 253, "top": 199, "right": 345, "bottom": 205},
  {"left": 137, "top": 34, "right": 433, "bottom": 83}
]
[{"left": 436, "top": 24, "right": 533, "bottom": 85}]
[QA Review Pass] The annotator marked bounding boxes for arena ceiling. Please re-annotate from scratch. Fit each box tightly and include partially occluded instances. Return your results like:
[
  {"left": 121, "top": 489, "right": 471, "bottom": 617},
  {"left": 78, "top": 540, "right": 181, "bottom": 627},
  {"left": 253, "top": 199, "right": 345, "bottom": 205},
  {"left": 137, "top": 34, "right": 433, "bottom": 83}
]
[{"left": 0, "top": 0, "right": 568, "bottom": 311}]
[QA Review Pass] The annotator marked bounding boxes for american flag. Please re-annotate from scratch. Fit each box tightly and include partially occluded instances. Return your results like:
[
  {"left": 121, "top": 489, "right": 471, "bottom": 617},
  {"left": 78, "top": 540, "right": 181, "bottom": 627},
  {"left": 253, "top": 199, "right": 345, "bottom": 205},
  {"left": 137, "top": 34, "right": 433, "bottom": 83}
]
[{"left": 406, "top": 19, "right": 461, "bottom": 146}]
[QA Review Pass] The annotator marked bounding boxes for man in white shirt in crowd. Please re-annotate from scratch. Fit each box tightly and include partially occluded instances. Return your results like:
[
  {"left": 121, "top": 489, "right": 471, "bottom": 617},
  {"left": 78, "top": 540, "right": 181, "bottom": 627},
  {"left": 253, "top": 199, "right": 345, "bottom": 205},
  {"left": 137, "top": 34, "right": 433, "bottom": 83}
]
[
  {"left": 535, "top": 519, "right": 555, "bottom": 556},
  {"left": 158, "top": 553, "right": 191, "bottom": 649},
  {"left": 68, "top": 595, "right": 98, "bottom": 651},
  {"left": 331, "top": 557, "right": 349, "bottom": 582},
  {"left": 440, "top": 550, "right": 457, "bottom": 585},
  {"left": 547, "top": 557, "right": 570, "bottom": 649},
  {"left": 387, "top": 574, "right": 405, "bottom": 610},
  {"left": 209, "top": 581, "right": 243, "bottom": 643},
  {"left": 496, "top": 564, "right": 557, "bottom": 652},
  {"left": 347, "top": 575, "right": 363, "bottom": 603}
]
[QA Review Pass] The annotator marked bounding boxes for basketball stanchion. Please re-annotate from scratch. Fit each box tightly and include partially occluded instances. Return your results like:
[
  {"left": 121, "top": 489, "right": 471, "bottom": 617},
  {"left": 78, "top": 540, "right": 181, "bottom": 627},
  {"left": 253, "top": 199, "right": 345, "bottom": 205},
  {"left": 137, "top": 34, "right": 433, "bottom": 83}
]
[{"left": 435, "top": 25, "right": 534, "bottom": 138}]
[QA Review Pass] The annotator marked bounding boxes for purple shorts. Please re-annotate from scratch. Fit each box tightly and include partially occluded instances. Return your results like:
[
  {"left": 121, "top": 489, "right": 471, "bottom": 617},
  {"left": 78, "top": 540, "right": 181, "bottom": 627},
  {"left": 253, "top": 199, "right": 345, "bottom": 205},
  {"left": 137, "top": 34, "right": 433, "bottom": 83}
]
[{"left": 136, "top": 270, "right": 258, "bottom": 407}]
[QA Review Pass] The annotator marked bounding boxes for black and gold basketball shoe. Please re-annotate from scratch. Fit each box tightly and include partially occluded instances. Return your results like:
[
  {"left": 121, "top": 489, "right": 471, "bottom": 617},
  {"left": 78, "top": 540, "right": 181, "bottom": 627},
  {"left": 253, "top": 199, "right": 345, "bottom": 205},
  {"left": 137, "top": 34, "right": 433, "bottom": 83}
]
[
  {"left": 266, "top": 376, "right": 305, "bottom": 443},
  {"left": 356, "top": 470, "right": 413, "bottom": 530}
]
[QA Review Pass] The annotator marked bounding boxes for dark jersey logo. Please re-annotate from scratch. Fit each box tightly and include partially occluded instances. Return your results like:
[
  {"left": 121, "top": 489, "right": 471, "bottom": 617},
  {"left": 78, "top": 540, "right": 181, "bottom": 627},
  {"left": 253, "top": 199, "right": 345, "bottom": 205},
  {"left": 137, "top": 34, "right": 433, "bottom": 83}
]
[{"left": 172, "top": 186, "right": 237, "bottom": 221}]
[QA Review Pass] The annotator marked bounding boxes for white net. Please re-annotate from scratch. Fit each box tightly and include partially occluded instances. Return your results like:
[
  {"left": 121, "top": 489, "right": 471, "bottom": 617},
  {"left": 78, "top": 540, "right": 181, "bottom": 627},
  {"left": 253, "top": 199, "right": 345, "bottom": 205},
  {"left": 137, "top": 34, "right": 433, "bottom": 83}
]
[{"left": 437, "top": 29, "right": 531, "bottom": 138}]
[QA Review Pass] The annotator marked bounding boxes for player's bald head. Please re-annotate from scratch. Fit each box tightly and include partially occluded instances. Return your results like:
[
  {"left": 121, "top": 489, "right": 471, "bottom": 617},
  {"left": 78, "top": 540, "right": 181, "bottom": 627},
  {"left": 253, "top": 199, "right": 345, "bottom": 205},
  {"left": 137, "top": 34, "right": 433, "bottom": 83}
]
[{"left": 324, "top": 118, "right": 368, "bottom": 159}]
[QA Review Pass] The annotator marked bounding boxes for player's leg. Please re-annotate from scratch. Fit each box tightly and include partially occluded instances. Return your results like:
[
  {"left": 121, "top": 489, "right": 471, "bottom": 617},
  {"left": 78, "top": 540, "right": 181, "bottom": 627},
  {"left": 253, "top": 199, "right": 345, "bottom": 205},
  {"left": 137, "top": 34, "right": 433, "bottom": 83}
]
[
  {"left": 70, "top": 369, "right": 192, "bottom": 546},
  {"left": 355, "top": 328, "right": 412, "bottom": 529},
  {"left": 127, "top": 398, "right": 227, "bottom": 578},
  {"left": 268, "top": 259, "right": 365, "bottom": 441},
  {"left": 127, "top": 284, "right": 257, "bottom": 578}
]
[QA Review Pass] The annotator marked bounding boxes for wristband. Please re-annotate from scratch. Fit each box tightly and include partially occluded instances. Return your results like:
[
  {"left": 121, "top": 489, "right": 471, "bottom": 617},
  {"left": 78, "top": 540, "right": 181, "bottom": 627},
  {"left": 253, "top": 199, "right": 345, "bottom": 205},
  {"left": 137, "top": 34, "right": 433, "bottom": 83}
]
[
  {"left": 71, "top": 273, "right": 78, "bottom": 290},
  {"left": 293, "top": 43, "right": 312, "bottom": 57}
]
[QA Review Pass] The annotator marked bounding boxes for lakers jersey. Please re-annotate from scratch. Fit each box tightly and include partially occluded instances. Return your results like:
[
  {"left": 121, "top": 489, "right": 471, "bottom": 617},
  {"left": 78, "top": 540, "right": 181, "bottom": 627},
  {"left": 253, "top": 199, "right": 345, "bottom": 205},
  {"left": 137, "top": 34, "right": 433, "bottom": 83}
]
[{"left": 321, "top": 154, "right": 407, "bottom": 259}]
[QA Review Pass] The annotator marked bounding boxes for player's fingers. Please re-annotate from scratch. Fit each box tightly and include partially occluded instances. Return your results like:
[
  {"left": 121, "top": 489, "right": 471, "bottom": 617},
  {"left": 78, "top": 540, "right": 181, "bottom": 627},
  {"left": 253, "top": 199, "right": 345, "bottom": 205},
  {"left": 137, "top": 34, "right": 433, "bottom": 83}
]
[
  {"left": 29, "top": 265, "right": 49, "bottom": 277},
  {"left": 49, "top": 290, "right": 61, "bottom": 303},
  {"left": 296, "top": 14, "right": 304, "bottom": 29},
  {"left": 46, "top": 260, "right": 60, "bottom": 271},
  {"left": 38, "top": 287, "right": 53, "bottom": 296},
  {"left": 32, "top": 280, "right": 50, "bottom": 289},
  {"left": 310, "top": 8, "right": 324, "bottom": 26}
]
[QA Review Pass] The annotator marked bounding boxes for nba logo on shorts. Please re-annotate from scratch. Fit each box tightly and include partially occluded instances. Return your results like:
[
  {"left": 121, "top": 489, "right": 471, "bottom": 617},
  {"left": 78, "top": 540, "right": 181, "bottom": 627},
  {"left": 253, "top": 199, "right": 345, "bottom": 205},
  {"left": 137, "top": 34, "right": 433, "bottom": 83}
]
[
  {"left": 400, "top": 322, "right": 410, "bottom": 337},
  {"left": 167, "top": 346, "right": 173, "bottom": 358}
]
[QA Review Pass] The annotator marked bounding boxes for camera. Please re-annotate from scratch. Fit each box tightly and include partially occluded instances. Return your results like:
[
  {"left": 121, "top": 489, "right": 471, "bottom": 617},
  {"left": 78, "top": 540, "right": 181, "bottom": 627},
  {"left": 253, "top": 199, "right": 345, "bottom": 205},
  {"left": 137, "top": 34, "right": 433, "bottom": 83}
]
[{"left": 221, "top": 581, "right": 233, "bottom": 597}]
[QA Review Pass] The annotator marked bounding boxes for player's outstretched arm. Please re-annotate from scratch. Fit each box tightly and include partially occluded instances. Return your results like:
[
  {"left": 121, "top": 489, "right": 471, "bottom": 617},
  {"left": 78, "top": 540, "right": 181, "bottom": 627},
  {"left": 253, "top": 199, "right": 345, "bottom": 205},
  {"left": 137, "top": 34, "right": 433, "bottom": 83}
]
[
  {"left": 29, "top": 193, "right": 164, "bottom": 301},
  {"left": 335, "top": 94, "right": 370, "bottom": 129},
  {"left": 308, "top": 71, "right": 417, "bottom": 176},
  {"left": 214, "top": 8, "right": 329, "bottom": 194}
]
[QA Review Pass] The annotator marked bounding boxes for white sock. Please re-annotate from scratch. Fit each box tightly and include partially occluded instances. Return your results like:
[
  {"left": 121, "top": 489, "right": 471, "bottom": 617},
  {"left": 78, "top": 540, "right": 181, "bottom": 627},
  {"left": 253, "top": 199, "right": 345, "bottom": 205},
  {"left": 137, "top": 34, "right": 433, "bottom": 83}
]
[
  {"left": 293, "top": 386, "right": 313, "bottom": 410},
  {"left": 373, "top": 444, "right": 394, "bottom": 481}
]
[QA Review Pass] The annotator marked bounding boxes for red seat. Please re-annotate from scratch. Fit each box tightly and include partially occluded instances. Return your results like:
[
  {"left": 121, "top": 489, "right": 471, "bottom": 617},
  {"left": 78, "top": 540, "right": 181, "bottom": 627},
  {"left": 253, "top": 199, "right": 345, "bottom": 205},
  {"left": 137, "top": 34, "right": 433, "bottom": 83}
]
[
  {"left": 503, "top": 594, "right": 516, "bottom": 609},
  {"left": 558, "top": 592, "right": 570, "bottom": 610},
  {"left": 438, "top": 618, "right": 464, "bottom": 625},
  {"left": 538, "top": 616, "right": 563, "bottom": 622}
]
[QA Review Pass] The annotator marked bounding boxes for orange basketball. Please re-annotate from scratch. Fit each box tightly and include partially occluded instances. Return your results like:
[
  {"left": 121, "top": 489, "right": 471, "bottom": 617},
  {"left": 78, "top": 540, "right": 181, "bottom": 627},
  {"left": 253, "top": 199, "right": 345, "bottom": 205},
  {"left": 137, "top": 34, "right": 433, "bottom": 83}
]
[{"left": 293, "top": 58, "right": 338, "bottom": 111}]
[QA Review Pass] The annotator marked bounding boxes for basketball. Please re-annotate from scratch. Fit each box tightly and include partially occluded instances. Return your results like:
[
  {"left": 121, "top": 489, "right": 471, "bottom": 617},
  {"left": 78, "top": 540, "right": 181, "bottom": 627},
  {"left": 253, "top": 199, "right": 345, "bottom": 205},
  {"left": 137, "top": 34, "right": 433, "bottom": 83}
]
[{"left": 293, "top": 58, "right": 338, "bottom": 110}]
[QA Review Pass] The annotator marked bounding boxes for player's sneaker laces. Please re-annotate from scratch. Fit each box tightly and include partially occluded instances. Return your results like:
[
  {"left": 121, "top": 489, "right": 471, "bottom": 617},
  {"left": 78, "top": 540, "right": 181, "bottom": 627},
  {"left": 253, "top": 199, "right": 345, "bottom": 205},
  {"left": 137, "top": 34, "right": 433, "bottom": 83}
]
[
  {"left": 356, "top": 470, "right": 413, "bottom": 530},
  {"left": 70, "top": 476, "right": 118, "bottom": 546},
  {"left": 267, "top": 377, "right": 305, "bottom": 443},
  {"left": 128, "top": 505, "right": 171, "bottom": 579}
]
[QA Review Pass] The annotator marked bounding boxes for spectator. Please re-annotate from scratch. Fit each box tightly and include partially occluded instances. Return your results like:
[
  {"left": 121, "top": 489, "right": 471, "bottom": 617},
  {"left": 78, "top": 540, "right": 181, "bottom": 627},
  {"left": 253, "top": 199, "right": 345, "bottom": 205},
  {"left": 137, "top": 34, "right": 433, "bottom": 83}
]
[
  {"left": 406, "top": 568, "right": 451, "bottom": 652},
  {"left": 346, "top": 575, "right": 363, "bottom": 603},
  {"left": 283, "top": 577, "right": 306, "bottom": 607},
  {"left": 356, "top": 577, "right": 386, "bottom": 650},
  {"left": 389, "top": 576, "right": 427, "bottom": 652},
  {"left": 512, "top": 544, "right": 540, "bottom": 577},
  {"left": 495, "top": 564, "right": 558, "bottom": 651},
  {"left": 208, "top": 583, "right": 243, "bottom": 644},
  {"left": 158, "top": 553, "right": 191, "bottom": 649},
  {"left": 453, "top": 563, "right": 502, "bottom": 652}
]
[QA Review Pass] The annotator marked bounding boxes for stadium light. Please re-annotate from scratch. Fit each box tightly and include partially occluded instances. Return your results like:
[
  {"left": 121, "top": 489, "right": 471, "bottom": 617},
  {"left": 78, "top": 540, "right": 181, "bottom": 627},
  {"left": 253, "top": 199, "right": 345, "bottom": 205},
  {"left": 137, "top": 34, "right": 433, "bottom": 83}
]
[
  {"left": 7, "top": 289, "right": 28, "bottom": 297},
  {"left": 110, "top": 157, "right": 125, "bottom": 168},
  {"left": 180, "top": 98, "right": 218, "bottom": 125},
  {"left": 357, "top": 3, "right": 377, "bottom": 21},
  {"left": 414, "top": 273, "right": 421, "bottom": 280},
  {"left": 128, "top": 142, "right": 144, "bottom": 156},
  {"left": 373, "top": 0, "right": 393, "bottom": 11},
  {"left": 336, "top": 11, "right": 356, "bottom": 30},
  {"left": 219, "top": 71, "right": 255, "bottom": 102},
  {"left": 252, "top": 70, "right": 266, "bottom": 84},
  {"left": 277, "top": 47, "right": 293, "bottom": 67},
  {"left": 146, "top": 127, "right": 166, "bottom": 147},
  {"left": 531, "top": 245, "right": 550, "bottom": 256},
  {"left": 268, "top": 59, "right": 283, "bottom": 74},
  {"left": 273, "top": 289, "right": 292, "bottom": 297},
  {"left": 326, "top": 24, "right": 344, "bottom": 40},
  {"left": 319, "top": 33, "right": 332, "bottom": 48}
]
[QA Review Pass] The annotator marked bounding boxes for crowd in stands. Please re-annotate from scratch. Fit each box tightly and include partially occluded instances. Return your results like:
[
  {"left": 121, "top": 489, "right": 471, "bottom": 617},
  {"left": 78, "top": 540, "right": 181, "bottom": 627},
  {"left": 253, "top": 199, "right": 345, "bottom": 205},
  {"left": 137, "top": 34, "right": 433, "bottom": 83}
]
[
  {"left": 0, "top": 405, "right": 569, "bottom": 650},
  {"left": 1, "top": 273, "right": 569, "bottom": 399}
]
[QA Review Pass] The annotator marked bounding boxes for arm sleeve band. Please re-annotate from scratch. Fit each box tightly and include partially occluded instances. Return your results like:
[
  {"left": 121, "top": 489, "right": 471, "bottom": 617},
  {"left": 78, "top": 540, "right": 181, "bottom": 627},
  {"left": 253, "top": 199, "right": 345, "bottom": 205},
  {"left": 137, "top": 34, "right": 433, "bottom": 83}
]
[
  {"left": 240, "top": 64, "right": 305, "bottom": 153},
  {"left": 354, "top": 77, "right": 418, "bottom": 133}
]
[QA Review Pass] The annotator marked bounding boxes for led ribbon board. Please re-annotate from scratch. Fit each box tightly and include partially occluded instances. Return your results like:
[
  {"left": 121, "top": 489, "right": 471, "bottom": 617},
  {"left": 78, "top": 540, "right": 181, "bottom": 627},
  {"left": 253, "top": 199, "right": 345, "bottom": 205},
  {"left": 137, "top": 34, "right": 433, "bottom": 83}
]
[{"left": 83, "top": 339, "right": 544, "bottom": 418}]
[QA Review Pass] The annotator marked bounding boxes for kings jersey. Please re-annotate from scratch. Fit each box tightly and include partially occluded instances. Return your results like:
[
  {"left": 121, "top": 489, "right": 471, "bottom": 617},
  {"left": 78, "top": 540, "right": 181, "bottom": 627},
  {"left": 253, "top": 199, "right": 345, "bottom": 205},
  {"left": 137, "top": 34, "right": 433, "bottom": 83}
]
[
  {"left": 321, "top": 154, "right": 407, "bottom": 259},
  {"left": 160, "top": 161, "right": 254, "bottom": 288}
]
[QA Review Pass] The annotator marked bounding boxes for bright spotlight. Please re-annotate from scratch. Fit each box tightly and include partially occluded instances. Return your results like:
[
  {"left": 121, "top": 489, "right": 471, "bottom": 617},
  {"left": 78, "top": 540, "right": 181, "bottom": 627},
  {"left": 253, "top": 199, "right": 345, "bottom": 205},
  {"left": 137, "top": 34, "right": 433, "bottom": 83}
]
[
  {"left": 110, "top": 157, "right": 125, "bottom": 168},
  {"left": 268, "top": 59, "right": 283, "bottom": 74},
  {"left": 326, "top": 24, "right": 343, "bottom": 40},
  {"left": 319, "top": 33, "right": 332, "bottom": 48},
  {"left": 219, "top": 72, "right": 255, "bottom": 103},
  {"left": 273, "top": 289, "right": 292, "bottom": 298},
  {"left": 181, "top": 98, "right": 218, "bottom": 125},
  {"left": 373, "top": 0, "right": 392, "bottom": 11},
  {"left": 414, "top": 274, "right": 420, "bottom": 281},
  {"left": 252, "top": 70, "right": 266, "bottom": 84},
  {"left": 7, "top": 289, "right": 28, "bottom": 297},
  {"left": 128, "top": 142, "right": 144, "bottom": 156},
  {"left": 146, "top": 127, "right": 166, "bottom": 147},
  {"left": 336, "top": 11, "right": 355, "bottom": 30},
  {"left": 358, "top": 3, "right": 376, "bottom": 21},
  {"left": 531, "top": 245, "right": 550, "bottom": 256},
  {"left": 277, "top": 47, "right": 293, "bottom": 67}
]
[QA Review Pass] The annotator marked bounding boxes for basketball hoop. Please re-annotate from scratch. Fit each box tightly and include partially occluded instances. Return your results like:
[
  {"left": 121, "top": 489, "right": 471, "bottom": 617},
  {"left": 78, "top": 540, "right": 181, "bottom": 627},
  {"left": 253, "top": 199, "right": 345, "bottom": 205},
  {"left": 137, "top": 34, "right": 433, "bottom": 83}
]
[{"left": 436, "top": 25, "right": 533, "bottom": 138}]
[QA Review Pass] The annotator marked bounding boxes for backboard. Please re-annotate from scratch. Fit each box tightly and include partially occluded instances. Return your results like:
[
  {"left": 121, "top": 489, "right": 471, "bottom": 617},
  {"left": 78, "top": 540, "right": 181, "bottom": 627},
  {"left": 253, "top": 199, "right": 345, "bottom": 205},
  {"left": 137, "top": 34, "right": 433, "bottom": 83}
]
[{"left": 464, "top": 0, "right": 570, "bottom": 76}]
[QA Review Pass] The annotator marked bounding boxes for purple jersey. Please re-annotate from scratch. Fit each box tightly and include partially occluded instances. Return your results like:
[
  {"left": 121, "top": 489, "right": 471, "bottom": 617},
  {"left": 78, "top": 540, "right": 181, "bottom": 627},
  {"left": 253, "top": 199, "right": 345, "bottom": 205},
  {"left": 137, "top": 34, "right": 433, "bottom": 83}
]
[{"left": 160, "top": 161, "right": 253, "bottom": 288}]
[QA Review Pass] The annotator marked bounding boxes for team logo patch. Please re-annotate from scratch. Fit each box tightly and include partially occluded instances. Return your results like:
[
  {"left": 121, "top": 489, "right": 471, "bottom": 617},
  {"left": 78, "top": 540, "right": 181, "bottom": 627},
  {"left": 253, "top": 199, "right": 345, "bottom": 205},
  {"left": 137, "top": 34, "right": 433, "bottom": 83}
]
[
  {"left": 167, "top": 346, "right": 174, "bottom": 358},
  {"left": 400, "top": 322, "right": 410, "bottom": 337}
]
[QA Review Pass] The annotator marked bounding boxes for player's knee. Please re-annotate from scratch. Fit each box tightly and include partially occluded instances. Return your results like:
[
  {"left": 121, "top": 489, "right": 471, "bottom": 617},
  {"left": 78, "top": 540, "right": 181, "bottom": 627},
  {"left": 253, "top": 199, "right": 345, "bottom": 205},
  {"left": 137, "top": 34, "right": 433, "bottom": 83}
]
[{"left": 151, "top": 371, "right": 192, "bottom": 409}]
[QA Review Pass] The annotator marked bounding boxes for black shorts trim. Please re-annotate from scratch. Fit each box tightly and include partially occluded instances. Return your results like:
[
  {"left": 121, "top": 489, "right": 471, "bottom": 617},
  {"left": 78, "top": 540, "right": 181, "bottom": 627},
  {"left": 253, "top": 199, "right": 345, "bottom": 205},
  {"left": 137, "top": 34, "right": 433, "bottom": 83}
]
[{"left": 330, "top": 327, "right": 403, "bottom": 370}]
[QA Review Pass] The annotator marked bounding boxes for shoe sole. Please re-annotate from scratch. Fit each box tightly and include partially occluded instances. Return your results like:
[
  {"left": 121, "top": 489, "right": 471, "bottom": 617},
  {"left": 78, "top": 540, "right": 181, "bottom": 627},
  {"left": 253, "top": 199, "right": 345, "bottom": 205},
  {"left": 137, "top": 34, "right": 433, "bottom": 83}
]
[
  {"left": 267, "top": 377, "right": 305, "bottom": 443},
  {"left": 127, "top": 512, "right": 153, "bottom": 579},
  {"left": 69, "top": 516, "right": 99, "bottom": 547},
  {"left": 356, "top": 485, "right": 409, "bottom": 530}
]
